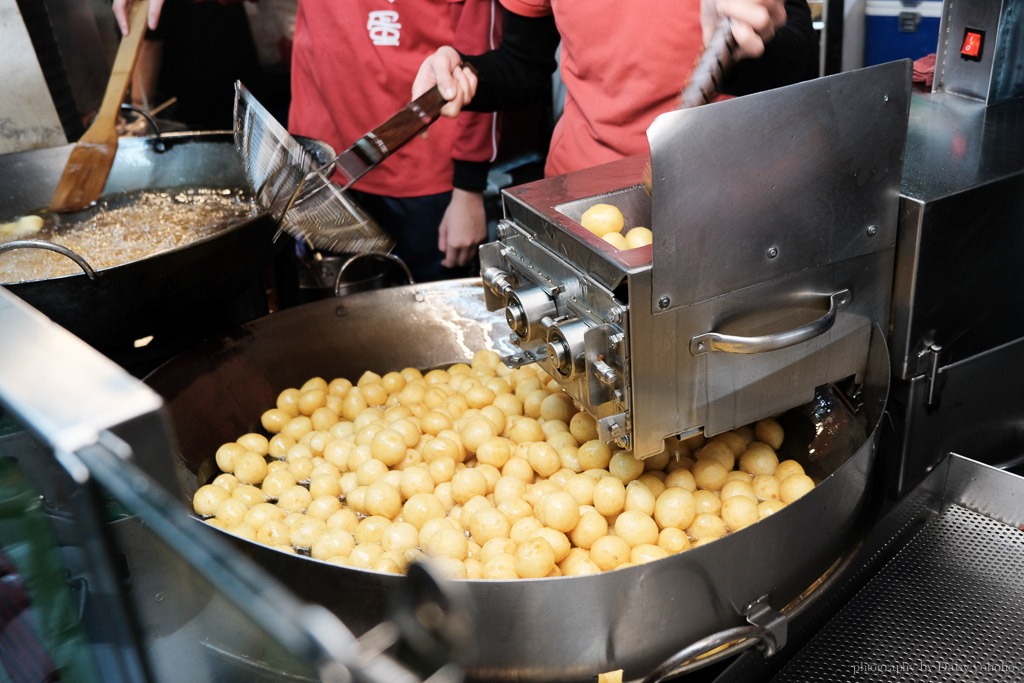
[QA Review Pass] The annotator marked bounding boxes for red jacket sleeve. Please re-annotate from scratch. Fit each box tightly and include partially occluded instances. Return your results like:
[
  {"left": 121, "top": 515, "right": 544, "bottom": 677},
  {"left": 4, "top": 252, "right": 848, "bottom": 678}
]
[{"left": 448, "top": 0, "right": 504, "bottom": 191}]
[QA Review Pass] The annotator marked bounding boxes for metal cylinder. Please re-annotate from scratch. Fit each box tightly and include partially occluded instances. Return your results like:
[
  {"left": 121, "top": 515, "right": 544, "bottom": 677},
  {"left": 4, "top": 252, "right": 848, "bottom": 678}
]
[
  {"left": 504, "top": 285, "right": 556, "bottom": 343},
  {"left": 544, "top": 318, "right": 589, "bottom": 379}
]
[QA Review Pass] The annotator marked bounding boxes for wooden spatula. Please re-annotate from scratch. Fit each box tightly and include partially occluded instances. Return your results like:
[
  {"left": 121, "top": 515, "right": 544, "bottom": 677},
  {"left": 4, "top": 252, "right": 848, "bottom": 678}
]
[{"left": 50, "top": 0, "right": 149, "bottom": 213}]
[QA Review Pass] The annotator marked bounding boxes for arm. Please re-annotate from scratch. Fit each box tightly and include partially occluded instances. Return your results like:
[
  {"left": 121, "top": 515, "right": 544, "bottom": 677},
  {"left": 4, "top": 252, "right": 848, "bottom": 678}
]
[
  {"left": 112, "top": 0, "right": 165, "bottom": 34},
  {"left": 461, "top": 10, "right": 559, "bottom": 112},
  {"left": 438, "top": 188, "right": 488, "bottom": 268},
  {"left": 437, "top": 0, "right": 506, "bottom": 269},
  {"left": 707, "top": 0, "right": 818, "bottom": 94},
  {"left": 413, "top": 9, "right": 559, "bottom": 118}
]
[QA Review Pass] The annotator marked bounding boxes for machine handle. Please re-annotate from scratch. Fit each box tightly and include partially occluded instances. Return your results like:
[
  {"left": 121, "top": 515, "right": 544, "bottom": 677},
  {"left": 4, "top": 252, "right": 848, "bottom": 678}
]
[
  {"left": 0, "top": 240, "right": 99, "bottom": 281},
  {"left": 642, "top": 624, "right": 779, "bottom": 683},
  {"left": 690, "top": 289, "right": 851, "bottom": 356}
]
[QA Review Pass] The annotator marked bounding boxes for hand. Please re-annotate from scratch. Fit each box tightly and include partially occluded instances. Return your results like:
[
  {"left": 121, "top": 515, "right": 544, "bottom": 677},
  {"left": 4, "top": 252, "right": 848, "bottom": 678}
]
[
  {"left": 438, "top": 189, "right": 487, "bottom": 268},
  {"left": 413, "top": 47, "right": 479, "bottom": 119},
  {"left": 702, "top": 0, "right": 788, "bottom": 60},
  {"left": 112, "top": 0, "right": 165, "bottom": 35}
]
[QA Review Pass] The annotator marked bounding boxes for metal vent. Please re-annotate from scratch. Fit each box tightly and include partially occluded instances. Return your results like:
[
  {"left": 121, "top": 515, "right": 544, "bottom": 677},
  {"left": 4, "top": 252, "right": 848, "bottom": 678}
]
[{"left": 773, "top": 504, "right": 1024, "bottom": 682}]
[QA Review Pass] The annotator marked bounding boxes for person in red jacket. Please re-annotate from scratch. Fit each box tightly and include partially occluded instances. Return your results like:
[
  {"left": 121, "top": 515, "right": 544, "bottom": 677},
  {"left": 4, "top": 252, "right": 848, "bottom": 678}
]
[
  {"left": 114, "top": 0, "right": 503, "bottom": 282},
  {"left": 413, "top": 0, "right": 817, "bottom": 178},
  {"left": 289, "top": 0, "right": 502, "bottom": 281}
]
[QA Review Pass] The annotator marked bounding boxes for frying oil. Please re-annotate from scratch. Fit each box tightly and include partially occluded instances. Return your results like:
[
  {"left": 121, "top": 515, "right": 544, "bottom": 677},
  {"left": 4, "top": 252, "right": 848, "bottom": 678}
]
[{"left": 0, "top": 188, "right": 258, "bottom": 283}]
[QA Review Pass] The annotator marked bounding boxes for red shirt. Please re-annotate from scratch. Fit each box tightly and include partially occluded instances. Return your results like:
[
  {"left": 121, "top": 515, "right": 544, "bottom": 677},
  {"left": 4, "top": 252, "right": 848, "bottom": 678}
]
[
  {"left": 501, "top": 0, "right": 702, "bottom": 177},
  {"left": 289, "top": 0, "right": 501, "bottom": 196}
]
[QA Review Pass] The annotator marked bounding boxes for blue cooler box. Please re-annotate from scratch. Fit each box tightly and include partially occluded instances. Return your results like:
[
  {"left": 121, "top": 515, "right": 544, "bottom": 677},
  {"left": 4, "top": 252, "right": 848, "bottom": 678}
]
[{"left": 864, "top": 1, "right": 943, "bottom": 66}]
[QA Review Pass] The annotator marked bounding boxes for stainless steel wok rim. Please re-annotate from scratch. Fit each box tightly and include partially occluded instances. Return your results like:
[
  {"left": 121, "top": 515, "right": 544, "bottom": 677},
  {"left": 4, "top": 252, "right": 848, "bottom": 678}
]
[{"left": 182, "top": 360, "right": 883, "bottom": 683}]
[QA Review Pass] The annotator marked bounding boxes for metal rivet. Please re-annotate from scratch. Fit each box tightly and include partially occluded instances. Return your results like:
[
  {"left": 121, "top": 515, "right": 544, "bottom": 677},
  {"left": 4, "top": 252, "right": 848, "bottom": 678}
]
[
  {"left": 658, "top": 296, "right": 670, "bottom": 309},
  {"left": 867, "top": 225, "right": 878, "bottom": 237},
  {"left": 883, "top": 95, "right": 890, "bottom": 103},
  {"left": 767, "top": 247, "right": 779, "bottom": 259}
]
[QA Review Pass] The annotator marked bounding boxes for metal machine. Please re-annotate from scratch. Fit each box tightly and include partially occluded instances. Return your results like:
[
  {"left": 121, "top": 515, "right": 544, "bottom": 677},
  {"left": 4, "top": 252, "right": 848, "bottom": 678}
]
[
  {"left": 481, "top": 61, "right": 910, "bottom": 459},
  {"left": 883, "top": 0, "right": 1024, "bottom": 496}
]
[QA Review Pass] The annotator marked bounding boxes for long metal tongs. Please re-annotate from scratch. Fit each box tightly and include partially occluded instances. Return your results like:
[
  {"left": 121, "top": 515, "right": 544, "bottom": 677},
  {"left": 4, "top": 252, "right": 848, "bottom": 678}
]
[
  {"left": 642, "top": 18, "right": 737, "bottom": 194},
  {"left": 681, "top": 18, "right": 738, "bottom": 108}
]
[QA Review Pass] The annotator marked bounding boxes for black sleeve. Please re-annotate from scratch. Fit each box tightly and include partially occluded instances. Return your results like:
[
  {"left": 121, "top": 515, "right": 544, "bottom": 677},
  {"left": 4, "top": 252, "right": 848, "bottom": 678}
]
[
  {"left": 460, "top": 10, "right": 561, "bottom": 112},
  {"left": 452, "top": 159, "right": 492, "bottom": 192},
  {"left": 722, "top": 0, "right": 819, "bottom": 96}
]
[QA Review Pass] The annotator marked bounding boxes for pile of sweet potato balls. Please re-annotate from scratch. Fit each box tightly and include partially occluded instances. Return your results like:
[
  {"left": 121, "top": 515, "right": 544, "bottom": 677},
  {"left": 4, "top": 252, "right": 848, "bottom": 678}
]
[{"left": 193, "top": 349, "right": 815, "bottom": 579}]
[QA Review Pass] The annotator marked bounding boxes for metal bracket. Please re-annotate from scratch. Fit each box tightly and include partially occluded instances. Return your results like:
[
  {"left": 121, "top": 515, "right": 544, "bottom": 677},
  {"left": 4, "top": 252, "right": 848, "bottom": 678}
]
[{"left": 745, "top": 594, "right": 787, "bottom": 654}]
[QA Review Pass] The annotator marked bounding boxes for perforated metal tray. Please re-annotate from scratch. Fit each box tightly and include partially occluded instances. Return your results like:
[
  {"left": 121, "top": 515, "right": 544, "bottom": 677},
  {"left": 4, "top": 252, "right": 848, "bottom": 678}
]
[{"left": 771, "top": 456, "right": 1024, "bottom": 682}]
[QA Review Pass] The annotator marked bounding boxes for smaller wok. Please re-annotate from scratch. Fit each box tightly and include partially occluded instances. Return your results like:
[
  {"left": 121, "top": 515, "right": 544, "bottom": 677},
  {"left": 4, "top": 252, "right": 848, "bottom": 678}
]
[{"left": 0, "top": 132, "right": 332, "bottom": 376}]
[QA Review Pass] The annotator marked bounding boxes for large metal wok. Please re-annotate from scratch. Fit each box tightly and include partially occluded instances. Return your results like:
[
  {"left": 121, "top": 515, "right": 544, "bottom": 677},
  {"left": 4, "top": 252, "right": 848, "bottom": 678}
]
[
  {"left": 0, "top": 132, "right": 328, "bottom": 376},
  {"left": 144, "top": 279, "right": 888, "bottom": 682}
]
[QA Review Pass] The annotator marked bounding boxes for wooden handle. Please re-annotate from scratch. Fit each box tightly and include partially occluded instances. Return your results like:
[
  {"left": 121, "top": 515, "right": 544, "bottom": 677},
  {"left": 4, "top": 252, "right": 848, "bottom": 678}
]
[
  {"left": 355, "top": 62, "right": 476, "bottom": 164},
  {"left": 82, "top": 0, "right": 149, "bottom": 143},
  {"left": 360, "top": 85, "right": 448, "bottom": 164}
]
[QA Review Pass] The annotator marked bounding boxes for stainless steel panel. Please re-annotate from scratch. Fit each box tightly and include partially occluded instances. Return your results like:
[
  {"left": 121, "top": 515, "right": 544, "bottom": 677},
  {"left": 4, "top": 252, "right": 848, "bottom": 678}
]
[
  {"left": 884, "top": 336, "right": 1024, "bottom": 499},
  {"left": 628, "top": 253, "right": 891, "bottom": 455},
  {"left": 649, "top": 60, "right": 909, "bottom": 311},
  {"left": 900, "top": 92, "right": 1024, "bottom": 201},
  {"left": 890, "top": 94, "right": 1024, "bottom": 380},
  {"left": 0, "top": 288, "right": 162, "bottom": 455},
  {"left": 943, "top": 456, "right": 1024, "bottom": 527}
]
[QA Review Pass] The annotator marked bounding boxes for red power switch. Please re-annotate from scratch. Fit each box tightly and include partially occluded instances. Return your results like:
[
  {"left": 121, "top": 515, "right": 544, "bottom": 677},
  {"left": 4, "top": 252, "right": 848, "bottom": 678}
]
[{"left": 960, "top": 28, "right": 984, "bottom": 61}]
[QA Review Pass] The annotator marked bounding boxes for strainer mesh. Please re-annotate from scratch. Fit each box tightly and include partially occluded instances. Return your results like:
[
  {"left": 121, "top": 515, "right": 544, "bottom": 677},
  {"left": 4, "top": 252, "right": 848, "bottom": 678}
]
[{"left": 233, "top": 82, "right": 393, "bottom": 253}]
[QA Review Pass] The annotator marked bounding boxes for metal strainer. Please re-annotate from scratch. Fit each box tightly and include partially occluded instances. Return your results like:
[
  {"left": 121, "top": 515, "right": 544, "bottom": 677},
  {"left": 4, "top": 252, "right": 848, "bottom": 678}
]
[{"left": 233, "top": 82, "right": 394, "bottom": 254}]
